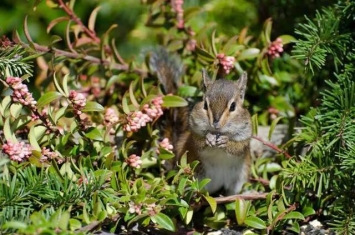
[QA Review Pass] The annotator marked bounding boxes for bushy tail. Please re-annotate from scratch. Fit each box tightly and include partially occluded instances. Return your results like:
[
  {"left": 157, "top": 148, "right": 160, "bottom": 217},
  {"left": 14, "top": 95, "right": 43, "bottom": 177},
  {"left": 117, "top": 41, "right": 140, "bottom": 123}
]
[
  {"left": 149, "top": 48, "right": 188, "bottom": 167},
  {"left": 149, "top": 47, "right": 183, "bottom": 94}
]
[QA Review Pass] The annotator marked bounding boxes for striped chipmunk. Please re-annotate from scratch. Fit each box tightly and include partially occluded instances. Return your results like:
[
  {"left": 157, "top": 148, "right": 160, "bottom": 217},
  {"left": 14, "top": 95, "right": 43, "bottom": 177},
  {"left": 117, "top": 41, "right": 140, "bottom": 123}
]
[{"left": 150, "top": 48, "right": 252, "bottom": 196}]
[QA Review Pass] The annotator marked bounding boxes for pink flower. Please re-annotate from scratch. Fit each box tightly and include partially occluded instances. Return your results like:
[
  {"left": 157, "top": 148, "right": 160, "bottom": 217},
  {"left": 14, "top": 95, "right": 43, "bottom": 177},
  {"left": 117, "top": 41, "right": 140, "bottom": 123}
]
[
  {"left": 40, "top": 147, "right": 58, "bottom": 162},
  {"left": 104, "top": 108, "right": 119, "bottom": 125},
  {"left": 69, "top": 90, "right": 87, "bottom": 114},
  {"left": 2, "top": 141, "right": 32, "bottom": 162},
  {"left": 171, "top": 0, "right": 184, "bottom": 29},
  {"left": 123, "top": 96, "right": 164, "bottom": 132},
  {"left": 6, "top": 77, "right": 37, "bottom": 109},
  {"left": 157, "top": 138, "right": 174, "bottom": 154},
  {"left": 267, "top": 38, "right": 284, "bottom": 59},
  {"left": 126, "top": 154, "right": 143, "bottom": 169},
  {"left": 128, "top": 202, "right": 142, "bottom": 214},
  {"left": 217, "top": 53, "right": 235, "bottom": 74}
]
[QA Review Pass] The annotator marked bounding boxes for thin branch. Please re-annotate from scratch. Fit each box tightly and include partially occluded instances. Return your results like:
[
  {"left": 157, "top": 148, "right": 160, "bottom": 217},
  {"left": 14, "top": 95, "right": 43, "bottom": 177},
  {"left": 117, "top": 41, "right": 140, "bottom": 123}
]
[
  {"left": 57, "top": 0, "right": 100, "bottom": 44},
  {"left": 201, "top": 192, "right": 271, "bottom": 206},
  {"left": 252, "top": 135, "right": 292, "bottom": 159},
  {"left": 25, "top": 42, "right": 147, "bottom": 76}
]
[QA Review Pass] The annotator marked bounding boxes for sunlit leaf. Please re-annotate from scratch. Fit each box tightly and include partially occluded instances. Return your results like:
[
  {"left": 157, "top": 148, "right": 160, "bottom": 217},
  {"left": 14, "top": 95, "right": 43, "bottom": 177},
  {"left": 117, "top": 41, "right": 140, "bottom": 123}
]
[
  {"left": 151, "top": 213, "right": 175, "bottom": 231},
  {"left": 82, "top": 101, "right": 104, "bottom": 112},
  {"left": 37, "top": 91, "right": 63, "bottom": 109},
  {"left": 162, "top": 95, "right": 187, "bottom": 107}
]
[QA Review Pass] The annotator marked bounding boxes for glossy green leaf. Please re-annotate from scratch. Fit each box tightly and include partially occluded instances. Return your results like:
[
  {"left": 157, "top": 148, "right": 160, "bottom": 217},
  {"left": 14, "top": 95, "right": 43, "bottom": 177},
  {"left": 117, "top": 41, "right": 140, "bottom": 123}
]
[
  {"left": 203, "top": 195, "right": 217, "bottom": 214},
  {"left": 82, "top": 101, "right": 104, "bottom": 112},
  {"left": 302, "top": 207, "right": 316, "bottom": 217},
  {"left": 278, "top": 35, "right": 297, "bottom": 44},
  {"left": 58, "top": 210, "right": 70, "bottom": 230},
  {"left": 238, "top": 48, "right": 260, "bottom": 60},
  {"left": 10, "top": 103, "right": 22, "bottom": 118},
  {"left": 162, "top": 95, "right": 188, "bottom": 107},
  {"left": 235, "top": 198, "right": 250, "bottom": 225},
  {"left": 69, "top": 218, "right": 82, "bottom": 231},
  {"left": 4, "top": 117, "right": 17, "bottom": 142},
  {"left": 158, "top": 148, "right": 174, "bottom": 160},
  {"left": 268, "top": 116, "right": 283, "bottom": 140},
  {"left": 282, "top": 211, "right": 305, "bottom": 220},
  {"left": 37, "top": 91, "right": 62, "bottom": 108},
  {"left": 88, "top": 6, "right": 101, "bottom": 31},
  {"left": 85, "top": 127, "right": 103, "bottom": 141},
  {"left": 251, "top": 114, "right": 258, "bottom": 135},
  {"left": 195, "top": 46, "right": 215, "bottom": 62},
  {"left": 151, "top": 213, "right": 175, "bottom": 232},
  {"left": 244, "top": 216, "right": 267, "bottom": 229}
]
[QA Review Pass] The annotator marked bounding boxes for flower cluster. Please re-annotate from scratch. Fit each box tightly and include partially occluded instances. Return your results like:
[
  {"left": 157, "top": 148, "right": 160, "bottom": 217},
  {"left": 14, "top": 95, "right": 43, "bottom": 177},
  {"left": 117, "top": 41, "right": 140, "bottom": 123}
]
[
  {"left": 104, "top": 108, "right": 119, "bottom": 126},
  {"left": 69, "top": 90, "right": 86, "bottom": 115},
  {"left": 216, "top": 53, "right": 235, "bottom": 74},
  {"left": 157, "top": 138, "right": 174, "bottom": 154},
  {"left": 40, "top": 147, "right": 58, "bottom": 162},
  {"left": 2, "top": 141, "right": 32, "bottom": 162},
  {"left": 126, "top": 154, "right": 143, "bottom": 169},
  {"left": 129, "top": 202, "right": 142, "bottom": 214},
  {"left": 123, "top": 96, "right": 164, "bottom": 132},
  {"left": 6, "top": 77, "right": 37, "bottom": 109},
  {"left": 267, "top": 38, "right": 283, "bottom": 58},
  {"left": 171, "top": 0, "right": 184, "bottom": 29},
  {"left": 128, "top": 202, "right": 157, "bottom": 216}
]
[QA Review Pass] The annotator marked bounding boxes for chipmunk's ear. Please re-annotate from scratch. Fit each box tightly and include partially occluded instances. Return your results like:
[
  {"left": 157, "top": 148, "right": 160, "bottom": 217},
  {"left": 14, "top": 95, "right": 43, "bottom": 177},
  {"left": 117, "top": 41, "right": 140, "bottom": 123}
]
[
  {"left": 236, "top": 72, "right": 248, "bottom": 102},
  {"left": 201, "top": 69, "right": 212, "bottom": 91}
]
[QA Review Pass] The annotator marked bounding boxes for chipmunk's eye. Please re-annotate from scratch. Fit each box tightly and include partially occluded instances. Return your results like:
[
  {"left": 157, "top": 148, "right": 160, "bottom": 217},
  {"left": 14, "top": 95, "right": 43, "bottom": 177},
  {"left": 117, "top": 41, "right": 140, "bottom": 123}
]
[
  {"left": 203, "top": 101, "right": 208, "bottom": 110},
  {"left": 229, "top": 102, "right": 236, "bottom": 112}
]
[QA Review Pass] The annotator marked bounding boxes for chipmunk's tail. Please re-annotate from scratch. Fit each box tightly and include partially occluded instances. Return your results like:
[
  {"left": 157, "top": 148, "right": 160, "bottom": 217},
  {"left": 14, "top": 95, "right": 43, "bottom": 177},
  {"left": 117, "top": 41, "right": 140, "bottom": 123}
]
[{"left": 149, "top": 47, "right": 189, "bottom": 167}]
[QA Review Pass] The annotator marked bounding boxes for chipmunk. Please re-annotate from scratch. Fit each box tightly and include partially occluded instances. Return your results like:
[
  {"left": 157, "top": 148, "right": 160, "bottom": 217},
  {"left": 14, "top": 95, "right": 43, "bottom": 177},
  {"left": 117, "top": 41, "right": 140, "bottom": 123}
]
[{"left": 150, "top": 48, "right": 252, "bottom": 195}]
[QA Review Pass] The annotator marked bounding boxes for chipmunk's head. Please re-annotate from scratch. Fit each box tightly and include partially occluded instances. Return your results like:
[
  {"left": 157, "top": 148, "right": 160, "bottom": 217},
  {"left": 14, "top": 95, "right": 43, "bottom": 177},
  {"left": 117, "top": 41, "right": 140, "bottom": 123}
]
[{"left": 189, "top": 70, "right": 251, "bottom": 141}]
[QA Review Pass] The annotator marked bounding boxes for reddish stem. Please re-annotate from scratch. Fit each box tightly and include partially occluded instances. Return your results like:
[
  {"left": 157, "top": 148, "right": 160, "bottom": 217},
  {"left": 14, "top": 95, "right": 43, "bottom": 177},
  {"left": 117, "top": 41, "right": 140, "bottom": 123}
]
[
  {"left": 252, "top": 135, "right": 292, "bottom": 159},
  {"left": 57, "top": 0, "right": 101, "bottom": 44}
]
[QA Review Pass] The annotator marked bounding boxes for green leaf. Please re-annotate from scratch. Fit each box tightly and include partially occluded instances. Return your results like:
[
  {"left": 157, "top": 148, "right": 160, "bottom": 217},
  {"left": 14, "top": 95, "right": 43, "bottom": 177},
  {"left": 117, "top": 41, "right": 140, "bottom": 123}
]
[
  {"left": 69, "top": 218, "right": 82, "bottom": 231},
  {"left": 4, "top": 117, "right": 17, "bottom": 142},
  {"left": 184, "top": 209, "right": 193, "bottom": 225},
  {"left": 162, "top": 95, "right": 188, "bottom": 107},
  {"left": 37, "top": 91, "right": 63, "bottom": 108},
  {"left": 158, "top": 148, "right": 175, "bottom": 160},
  {"left": 82, "top": 101, "right": 104, "bottom": 112},
  {"left": 2, "top": 221, "right": 28, "bottom": 229},
  {"left": 10, "top": 103, "right": 22, "bottom": 118},
  {"left": 54, "top": 106, "right": 67, "bottom": 123},
  {"left": 88, "top": 6, "right": 101, "bottom": 31},
  {"left": 302, "top": 207, "right": 316, "bottom": 217},
  {"left": 151, "top": 213, "right": 175, "bottom": 232},
  {"left": 268, "top": 116, "right": 283, "bottom": 140},
  {"left": 244, "top": 216, "right": 267, "bottom": 229},
  {"left": 195, "top": 46, "right": 215, "bottom": 62},
  {"left": 178, "top": 85, "right": 198, "bottom": 97},
  {"left": 238, "top": 48, "right": 260, "bottom": 60},
  {"left": 129, "top": 82, "right": 140, "bottom": 108},
  {"left": 122, "top": 92, "right": 130, "bottom": 114},
  {"left": 235, "top": 198, "right": 250, "bottom": 225},
  {"left": 85, "top": 127, "right": 103, "bottom": 141},
  {"left": 278, "top": 35, "right": 297, "bottom": 45},
  {"left": 58, "top": 210, "right": 70, "bottom": 230},
  {"left": 53, "top": 73, "right": 65, "bottom": 95},
  {"left": 264, "top": 18, "right": 272, "bottom": 43},
  {"left": 251, "top": 114, "right": 258, "bottom": 135},
  {"left": 282, "top": 211, "right": 305, "bottom": 220},
  {"left": 203, "top": 195, "right": 217, "bottom": 214},
  {"left": 29, "top": 125, "right": 46, "bottom": 151},
  {"left": 211, "top": 30, "right": 218, "bottom": 56}
]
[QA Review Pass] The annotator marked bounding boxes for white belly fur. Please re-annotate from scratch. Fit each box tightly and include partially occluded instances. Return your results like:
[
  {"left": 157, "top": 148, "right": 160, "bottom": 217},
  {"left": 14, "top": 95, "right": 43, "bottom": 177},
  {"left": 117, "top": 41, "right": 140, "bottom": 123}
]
[{"left": 199, "top": 147, "right": 248, "bottom": 195}]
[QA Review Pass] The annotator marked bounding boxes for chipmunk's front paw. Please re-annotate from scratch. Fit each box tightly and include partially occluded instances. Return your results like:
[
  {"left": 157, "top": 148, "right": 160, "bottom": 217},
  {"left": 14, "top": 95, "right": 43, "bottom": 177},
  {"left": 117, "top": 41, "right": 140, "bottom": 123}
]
[
  {"left": 216, "top": 135, "right": 229, "bottom": 148},
  {"left": 206, "top": 132, "right": 217, "bottom": 147}
]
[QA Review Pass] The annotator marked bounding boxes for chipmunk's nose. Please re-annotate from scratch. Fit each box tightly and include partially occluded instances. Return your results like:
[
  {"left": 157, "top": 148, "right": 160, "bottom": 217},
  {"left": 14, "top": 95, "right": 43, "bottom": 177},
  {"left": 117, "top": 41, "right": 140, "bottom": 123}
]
[{"left": 213, "top": 120, "right": 221, "bottom": 129}]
